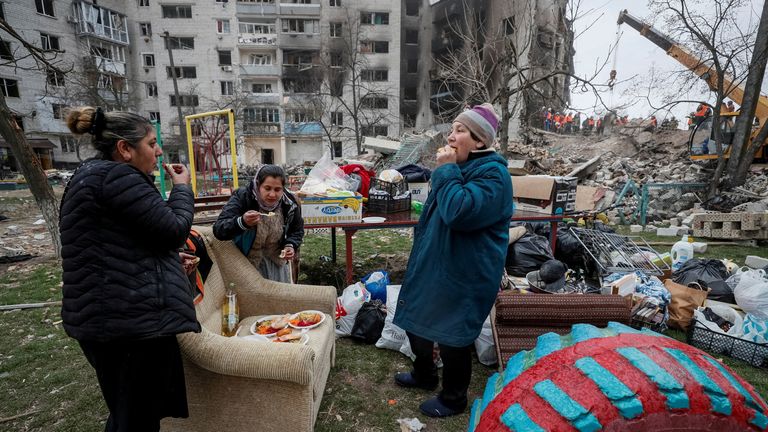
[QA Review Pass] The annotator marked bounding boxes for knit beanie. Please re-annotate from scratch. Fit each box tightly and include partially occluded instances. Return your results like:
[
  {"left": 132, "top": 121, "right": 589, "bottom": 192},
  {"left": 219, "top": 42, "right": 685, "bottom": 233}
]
[{"left": 454, "top": 103, "right": 499, "bottom": 147}]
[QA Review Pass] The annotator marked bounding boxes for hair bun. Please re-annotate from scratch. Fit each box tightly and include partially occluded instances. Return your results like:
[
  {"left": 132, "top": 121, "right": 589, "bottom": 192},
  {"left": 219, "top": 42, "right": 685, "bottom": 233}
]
[{"left": 65, "top": 106, "right": 96, "bottom": 135}]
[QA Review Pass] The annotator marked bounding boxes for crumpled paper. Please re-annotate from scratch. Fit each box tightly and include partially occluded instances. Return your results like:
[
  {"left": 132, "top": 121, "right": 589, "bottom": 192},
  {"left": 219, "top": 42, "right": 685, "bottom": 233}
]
[{"left": 397, "top": 417, "right": 425, "bottom": 432}]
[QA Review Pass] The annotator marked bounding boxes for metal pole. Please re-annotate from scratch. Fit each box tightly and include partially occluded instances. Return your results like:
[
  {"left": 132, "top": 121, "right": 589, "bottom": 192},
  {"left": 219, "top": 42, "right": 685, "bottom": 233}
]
[
  {"left": 153, "top": 120, "right": 167, "bottom": 199},
  {"left": 162, "top": 31, "right": 187, "bottom": 163}
]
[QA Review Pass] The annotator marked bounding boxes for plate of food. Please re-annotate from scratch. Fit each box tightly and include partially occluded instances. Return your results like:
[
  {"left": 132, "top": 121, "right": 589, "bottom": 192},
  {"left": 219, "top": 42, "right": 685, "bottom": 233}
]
[
  {"left": 241, "top": 334, "right": 270, "bottom": 343},
  {"left": 250, "top": 314, "right": 291, "bottom": 337},
  {"left": 288, "top": 310, "right": 326, "bottom": 330},
  {"left": 362, "top": 217, "right": 386, "bottom": 224},
  {"left": 272, "top": 331, "right": 310, "bottom": 345}
]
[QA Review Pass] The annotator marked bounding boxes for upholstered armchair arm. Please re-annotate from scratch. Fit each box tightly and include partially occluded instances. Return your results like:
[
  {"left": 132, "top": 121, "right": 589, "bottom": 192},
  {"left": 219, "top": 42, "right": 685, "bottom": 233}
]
[{"left": 177, "top": 327, "right": 316, "bottom": 385}]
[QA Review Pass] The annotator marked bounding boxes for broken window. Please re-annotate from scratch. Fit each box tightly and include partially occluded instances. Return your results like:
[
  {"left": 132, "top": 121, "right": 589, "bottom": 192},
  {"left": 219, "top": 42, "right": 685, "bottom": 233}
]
[
  {"left": 239, "top": 21, "right": 276, "bottom": 34},
  {"left": 360, "top": 41, "right": 388, "bottom": 54},
  {"left": 40, "top": 33, "right": 60, "bottom": 51},
  {"left": 218, "top": 50, "right": 232, "bottom": 65},
  {"left": 331, "top": 111, "right": 343, "bottom": 126},
  {"left": 170, "top": 95, "right": 199, "bottom": 106},
  {"left": 166, "top": 36, "right": 195, "bottom": 50},
  {"left": 361, "top": 69, "right": 388, "bottom": 81},
  {"left": 161, "top": 5, "right": 192, "bottom": 18},
  {"left": 403, "top": 87, "right": 417, "bottom": 101},
  {"left": 52, "top": 103, "right": 66, "bottom": 119},
  {"left": 220, "top": 81, "right": 234, "bottom": 96},
  {"left": 361, "top": 96, "right": 388, "bottom": 109},
  {"left": 143, "top": 53, "right": 155, "bottom": 67},
  {"left": 244, "top": 107, "right": 279, "bottom": 123},
  {"left": 217, "top": 19, "right": 231, "bottom": 34},
  {"left": 0, "top": 40, "right": 11, "bottom": 61},
  {"left": 35, "top": 0, "right": 55, "bottom": 17},
  {"left": 250, "top": 83, "right": 273, "bottom": 93},
  {"left": 330, "top": 22, "right": 342, "bottom": 38},
  {"left": 360, "top": 12, "right": 389, "bottom": 25},
  {"left": 166, "top": 66, "right": 197, "bottom": 79},
  {"left": 407, "top": 59, "right": 418, "bottom": 74},
  {"left": 503, "top": 17, "right": 515, "bottom": 36},
  {"left": 146, "top": 82, "right": 158, "bottom": 97},
  {"left": 361, "top": 125, "right": 388, "bottom": 137},
  {"left": 46, "top": 68, "right": 65, "bottom": 87},
  {"left": 332, "top": 141, "right": 342, "bottom": 157},
  {"left": 148, "top": 111, "right": 160, "bottom": 122},
  {"left": 139, "top": 22, "right": 152, "bottom": 37},
  {"left": 405, "top": 29, "right": 418, "bottom": 45}
]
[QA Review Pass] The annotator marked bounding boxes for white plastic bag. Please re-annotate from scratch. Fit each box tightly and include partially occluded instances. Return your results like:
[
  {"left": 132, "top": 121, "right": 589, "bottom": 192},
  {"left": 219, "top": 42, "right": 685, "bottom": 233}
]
[
  {"left": 474, "top": 315, "right": 497, "bottom": 366},
  {"left": 693, "top": 304, "right": 744, "bottom": 337},
  {"left": 300, "top": 153, "right": 354, "bottom": 194},
  {"left": 742, "top": 314, "right": 768, "bottom": 344},
  {"left": 375, "top": 285, "right": 408, "bottom": 351},
  {"left": 733, "top": 269, "right": 768, "bottom": 319},
  {"left": 335, "top": 282, "right": 370, "bottom": 337}
]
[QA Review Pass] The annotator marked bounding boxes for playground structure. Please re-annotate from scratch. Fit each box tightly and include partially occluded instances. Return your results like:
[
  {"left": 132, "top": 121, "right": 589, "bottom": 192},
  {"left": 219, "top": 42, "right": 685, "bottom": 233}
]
[{"left": 185, "top": 109, "right": 239, "bottom": 197}]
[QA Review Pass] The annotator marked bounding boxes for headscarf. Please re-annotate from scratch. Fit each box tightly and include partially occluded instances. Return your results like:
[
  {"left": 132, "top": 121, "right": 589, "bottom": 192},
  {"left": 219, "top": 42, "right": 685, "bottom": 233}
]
[{"left": 251, "top": 165, "right": 287, "bottom": 212}]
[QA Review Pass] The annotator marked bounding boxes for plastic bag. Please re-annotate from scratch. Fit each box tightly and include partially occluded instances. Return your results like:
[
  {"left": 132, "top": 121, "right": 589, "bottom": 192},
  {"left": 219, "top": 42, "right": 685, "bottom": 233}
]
[
  {"left": 399, "top": 337, "right": 443, "bottom": 368},
  {"left": 672, "top": 258, "right": 735, "bottom": 304},
  {"left": 742, "top": 314, "right": 768, "bottom": 344},
  {"left": 733, "top": 269, "right": 768, "bottom": 319},
  {"left": 362, "top": 270, "right": 389, "bottom": 303},
  {"left": 375, "top": 285, "right": 408, "bottom": 351},
  {"left": 474, "top": 315, "right": 497, "bottom": 366},
  {"left": 505, "top": 233, "right": 554, "bottom": 276},
  {"left": 300, "top": 153, "right": 355, "bottom": 194},
  {"left": 351, "top": 300, "right": 387, "bottom": 344},
  {"left": 335, "top": 282, "right": 371, "bottom": 337},
  {"left": 665, "top": 279, "right": 709, "bottom": 331},
  {"left": 693, "top": 304, "right": 744, "bottom": 337}
]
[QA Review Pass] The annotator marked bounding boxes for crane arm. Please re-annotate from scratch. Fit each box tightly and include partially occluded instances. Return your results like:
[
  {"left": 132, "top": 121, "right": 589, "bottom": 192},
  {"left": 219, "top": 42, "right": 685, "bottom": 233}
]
[{"left": 617, "top": 9, "right": 768, "bottom": 124}]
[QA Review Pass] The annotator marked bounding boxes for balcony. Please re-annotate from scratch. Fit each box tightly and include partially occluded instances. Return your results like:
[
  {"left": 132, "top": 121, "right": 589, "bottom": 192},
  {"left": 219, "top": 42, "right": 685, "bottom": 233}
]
[
  {"left": 278, "top": 33, "right": 321, "bottom": 49},
  {"left": 239, "top": 64, "right": 281, "bottom": 76},
  {"left": 246, "top": 93, "right": 280, "bottom": 105},
  {"left": 284, "top": 121, "right": 323, "bottom": 136},
  {"left": 237, "top": 34, "right": 278, "bottom": 47},
  {"left": 278, "top": 3, "right": 320, "bottom": 16},
  {"left": 236, "top": 1, "right": 277, "bottom": 15},
  {"left": 73, "top": 2, "right": 129, "bottom": 45},
  {"left": 243, "top": 122, "right": 281, "bottom": 135},
  {"left": 87, "top": 57, "right": 126, "bottom": 76}
]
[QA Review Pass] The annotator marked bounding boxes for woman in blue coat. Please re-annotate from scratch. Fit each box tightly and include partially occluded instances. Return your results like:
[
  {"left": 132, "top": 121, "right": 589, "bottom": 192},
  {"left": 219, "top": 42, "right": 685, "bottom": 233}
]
[{"left": 393, "top": 103, "right": 514, "bottom": 418}]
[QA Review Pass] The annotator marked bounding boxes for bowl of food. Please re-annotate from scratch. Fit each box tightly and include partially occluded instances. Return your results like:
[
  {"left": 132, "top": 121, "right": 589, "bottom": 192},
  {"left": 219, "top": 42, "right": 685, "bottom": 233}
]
[
  {"left": 250, "top": 314, "right": 291, "bottom": 337},
  {"left": 288, "top": 310, "right": 326, "bottom": 330}
]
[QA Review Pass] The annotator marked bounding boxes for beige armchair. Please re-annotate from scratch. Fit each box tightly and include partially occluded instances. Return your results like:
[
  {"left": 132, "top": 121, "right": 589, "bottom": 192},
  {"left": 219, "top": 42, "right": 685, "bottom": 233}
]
[{"left": 162, "top": 226, "right": 336, "bottom": 432}]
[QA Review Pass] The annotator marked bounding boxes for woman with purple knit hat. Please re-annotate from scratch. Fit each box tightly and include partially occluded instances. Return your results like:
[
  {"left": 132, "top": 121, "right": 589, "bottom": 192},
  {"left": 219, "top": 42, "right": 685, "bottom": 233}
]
[{"left": 393, "top": 103, "right": 514, "bottom": 417}]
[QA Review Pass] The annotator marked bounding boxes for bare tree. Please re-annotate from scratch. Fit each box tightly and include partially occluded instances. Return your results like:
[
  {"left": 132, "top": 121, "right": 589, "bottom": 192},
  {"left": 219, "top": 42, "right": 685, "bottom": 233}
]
[{"left": 0, "top": 18, "right": 72, "bottom": 257}]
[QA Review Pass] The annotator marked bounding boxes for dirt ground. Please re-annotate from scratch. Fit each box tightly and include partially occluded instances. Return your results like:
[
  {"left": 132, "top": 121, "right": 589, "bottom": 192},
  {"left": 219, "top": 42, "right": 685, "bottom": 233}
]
[{"left": 0, "top": 187, "right": 64, "bottom": 270}]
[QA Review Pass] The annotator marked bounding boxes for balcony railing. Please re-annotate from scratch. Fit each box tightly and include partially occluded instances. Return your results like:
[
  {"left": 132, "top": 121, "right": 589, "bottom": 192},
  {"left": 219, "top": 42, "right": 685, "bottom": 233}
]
[
  {"left": 278, "top": 33, "right": 321, "bottom": 49},
  {"left": 284, "top": 121, "right": 323, "bottom": 136},
  {"left": 237, "top": 34, "right": 278, "bottom": 46},
  {"left": 278, "top": 3, "right": 320, "bottom": 15},
  {"left": 239, "top": 64, "right": 281, "bottom": 76},
  {"left": 93, "top": 58, "right": 126, "bottom": 76},
  {"left": 236, "top": 2, "right": 277, "bottom": 15},
  {"left": 246, "top": 93, "right": 280, "bottom": 104},
  {"left": 243, "top": 122, "right": 281, "bottom": 135}
]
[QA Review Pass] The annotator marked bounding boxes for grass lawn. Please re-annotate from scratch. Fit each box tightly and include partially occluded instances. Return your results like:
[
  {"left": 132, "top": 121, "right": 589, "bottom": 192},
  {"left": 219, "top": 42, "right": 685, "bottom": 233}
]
[{"left": 1, "top": 227, "right": 766, "bottom": 431}]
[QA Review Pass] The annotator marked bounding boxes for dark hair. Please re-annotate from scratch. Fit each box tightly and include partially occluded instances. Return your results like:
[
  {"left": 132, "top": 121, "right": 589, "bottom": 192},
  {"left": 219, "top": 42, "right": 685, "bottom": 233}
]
[
  {"left": 65, "top": 106, "right": 153, "bottom": 160},
  {"left": 256, "top": 164, "right": 286, "bottom": 186}
]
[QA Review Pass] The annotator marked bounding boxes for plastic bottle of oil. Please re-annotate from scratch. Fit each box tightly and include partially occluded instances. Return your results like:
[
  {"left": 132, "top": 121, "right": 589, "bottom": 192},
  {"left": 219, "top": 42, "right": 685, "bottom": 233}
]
[{"left": 221, "top": 283, "right": 240, "bottom": 337}]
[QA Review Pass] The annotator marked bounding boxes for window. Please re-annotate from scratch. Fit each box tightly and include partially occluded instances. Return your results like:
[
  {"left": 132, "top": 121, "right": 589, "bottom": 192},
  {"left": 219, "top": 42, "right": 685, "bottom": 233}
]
[
  {"left": 330, "top": 52, "right": 342, "bottom": 67},
  {"left": 403, "top": 112, "right": 416, "bottom": 128},
  {"left": 243, "top": 107, "right": 279, "bottom": 123},
  {"left": 59, "top": 136, "right": 76, "bottom": 153},
  {"left": 170, "top": 95, "right": 199, "bottom": 106},
  {"left": 248, "top": 53, "right": 272, "bottom": 65},
  {"left": 165, "top": 36, "right": 194, "bottom": 50},
  {"left": 289, "top": 111, "right": 314, "bottom": 122},
  {"left": 148, "top": 111, "right": 161, "bottom": 122},
  {"left": 329, "top": 0, "right": 340, "bottom": 6},
  {"left": 250, "top": 83, "right": 273, "bottom": 93},
  {"left": 146, "top": 82, "right": 158, "bottom": 97},
  {"left": 404, "top": 87, "right": 417, "bottom": 100},
  {"left": 0, "top": 2, "right": 5, "bottom": 20},
  {"left": 46, "top": 69, "right": 65, "bottom": 87},
  {"left": 40, "top": 33, "right": 60, "bottom": 51},
  {"left": 405, "top": 0, "right": 419, "bottom": 16},
  {"left": 218, "top": 50, "right": 232, "bottom": 65},
  {"left": 361, "top": 69, "right": 388, "bottom": 81},
  {"left": 361, "top": 96, "right": 388, "bottom": 109},
  {"left": 330, "top": 74, "right": 343, "bottom": 96},
  {"left": 166, "top": 66, "right": 197, "bottom": 78},
  {"left": 139, "top": 22, "right": 152, "bottom": 37},
  {"left": 161, "top": 5, "right": 192, "bottom": 18},
  {"left": 52, "top": 103, "right": 66, "bottom": 119},
  {"left": 332, "top": 141, "right": 342, "bottom": 158},
  {"left": 405, "top": 29, "right": 418, "bottom": 45},
  {"left": 504, "top": 16, "right": 515, "bottom": 36},
  {"left": 360, "top": 12, "right": 389, "bottom": 25},
  {"left": 360, "top": 41, "right": 388, "bottom": 53},
  {"left": 329, "top": 22, "right": 342, "bottom": 38},
  {"left": 282, "top": 19, "right": 319, "bottom": 34},
  {"left": 138, "top": 0, "right": 150, "bottom": 6},
  {"left": 406, "top": 58, "right": 418, "bottom": 74},
  {"left": 220, "top": 81, "right": 234, "bottom": 95},
  {"left": 0, "top": 40, "right": 11, "bottom": 61},
  {"left": 143, "top": 53, "right": 155, "bottom": 67},
  {"left": 361, "top": 125, "right": 388, "bottom": 137},
  {"left": 217, "top": 19, "right": 230, "bottom": 34},
  {"left": 216, "top": 0, "right": 229, "bottom": 2},
  {"left": 35, "top": 0, "right": 55, "bottom": 17},
  {"left": 97, "top": 74, "right": 114, "bottom": 90},
  {"left": 331, "top": 111, "right": 343, "bottom": 126},
  {"left": 239, "top": 21, "right": 276, "bottom": 34}
]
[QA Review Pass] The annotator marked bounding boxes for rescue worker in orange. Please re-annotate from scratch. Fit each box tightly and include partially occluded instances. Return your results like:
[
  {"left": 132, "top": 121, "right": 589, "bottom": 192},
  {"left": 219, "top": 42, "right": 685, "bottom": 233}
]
[{"left": 694, "top": 103, "right": 709, "bottom": 126}]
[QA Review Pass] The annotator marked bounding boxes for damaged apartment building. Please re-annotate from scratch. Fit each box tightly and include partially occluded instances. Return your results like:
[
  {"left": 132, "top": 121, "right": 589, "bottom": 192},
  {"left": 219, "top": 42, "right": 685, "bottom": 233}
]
[{"left": 413, "top": 0, "right": 574, "bottom": 135}]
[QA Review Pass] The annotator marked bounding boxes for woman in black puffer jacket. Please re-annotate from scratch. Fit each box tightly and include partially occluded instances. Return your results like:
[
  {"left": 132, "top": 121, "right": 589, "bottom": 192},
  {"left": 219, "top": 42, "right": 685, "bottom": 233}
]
[{"left": 60, "top": 106, "right": 200, "bottom": 432}]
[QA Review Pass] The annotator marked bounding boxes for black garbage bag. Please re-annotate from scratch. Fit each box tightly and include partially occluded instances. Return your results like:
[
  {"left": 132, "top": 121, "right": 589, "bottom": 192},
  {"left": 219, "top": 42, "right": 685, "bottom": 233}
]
[
  {"left": 505, "top": 233, "right": 554, "bottom": 276},
  {"left": 554, "top": 229, "right": 585, "bottom": 268},
  {"left": 351, "top": 300, "right": 387, "bottom": 344},
  {"left": 672, "top": 258, "right": 735, "bottom": 304},
  {"left": 395, "top": 164, "right": 431, "bottom": 182},
  {"left": 525, "top": 222, "right": 552, "bottom": 237}
]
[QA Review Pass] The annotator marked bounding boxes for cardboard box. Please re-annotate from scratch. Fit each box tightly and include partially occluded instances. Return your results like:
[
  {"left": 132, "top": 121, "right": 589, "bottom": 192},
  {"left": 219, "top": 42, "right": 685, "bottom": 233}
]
[
  {"left": 408, "top": 182, "right": 430, "bottom": 203},
  {"left": 299, "top": 194, "right": 363, "bottom": 225},
  {"left": 511, "top": 175, "right": 577, "bottom": 215},
  {"left": 507, "top": 159, "right": 533, "bottom": 176}
]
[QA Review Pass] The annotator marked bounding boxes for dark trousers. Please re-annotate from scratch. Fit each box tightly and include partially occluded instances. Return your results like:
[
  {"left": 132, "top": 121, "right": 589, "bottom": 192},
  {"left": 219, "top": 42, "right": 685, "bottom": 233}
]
[
  {"left": 79, "top": 336, "right": 189, "bottom": 432},
  {"left": 406, "top": 331, "right": 473, "bottom": 409}
]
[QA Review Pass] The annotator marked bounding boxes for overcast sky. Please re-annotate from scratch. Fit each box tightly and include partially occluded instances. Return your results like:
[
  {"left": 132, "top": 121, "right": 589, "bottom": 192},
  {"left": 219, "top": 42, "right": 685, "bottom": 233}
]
[{"left": 569, "top": 0, "right": 766, "bottom": 125}]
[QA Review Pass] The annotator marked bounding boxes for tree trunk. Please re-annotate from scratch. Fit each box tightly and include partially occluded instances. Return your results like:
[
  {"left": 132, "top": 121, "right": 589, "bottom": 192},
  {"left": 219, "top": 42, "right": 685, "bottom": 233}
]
[
  {"left": 725, "top": 0, "right": 768, "bottom": 187},
  {"left": 0, "top": 93, "right": 62, "bottom": 258},
  {"left": 733, "top": 121, "right": 768, "bottom": 185}
]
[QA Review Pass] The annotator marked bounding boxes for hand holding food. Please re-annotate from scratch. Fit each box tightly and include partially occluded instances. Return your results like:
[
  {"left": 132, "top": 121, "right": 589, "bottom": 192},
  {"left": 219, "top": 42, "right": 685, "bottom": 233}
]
[
  {"left": 164, "top": 163, "right": 190, "bottom": 185},
  {"left": 179, "top": 252, "right": 200, "bottom": 275},
  {"left": 436, "top": 145, "right": 457, "bottom": 166},
  {"left": 280, "top": 246, "right": 295, "bottom": 260},
  {"left": 242, "top": 210, "right": 261, "bottom": 227}
]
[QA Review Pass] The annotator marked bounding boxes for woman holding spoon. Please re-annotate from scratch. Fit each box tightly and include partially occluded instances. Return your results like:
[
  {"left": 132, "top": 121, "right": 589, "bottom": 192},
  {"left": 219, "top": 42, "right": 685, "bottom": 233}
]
[{"left": 213, "top": 164, "right": 304, "bottom": 282}]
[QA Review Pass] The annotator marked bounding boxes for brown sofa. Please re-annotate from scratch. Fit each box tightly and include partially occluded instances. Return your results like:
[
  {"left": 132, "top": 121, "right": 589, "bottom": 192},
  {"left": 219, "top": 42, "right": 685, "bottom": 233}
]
[
  {"left": 162, "top": 226, "right": 336, "bottom": 432},
  {"left": 492, "top": 292, "right": 632, "bottom": 369}
]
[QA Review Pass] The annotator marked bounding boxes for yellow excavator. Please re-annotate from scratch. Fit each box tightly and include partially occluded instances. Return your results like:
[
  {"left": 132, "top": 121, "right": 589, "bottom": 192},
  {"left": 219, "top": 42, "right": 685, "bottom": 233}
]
[{"left": 617, "top": 9, "right": 768, "bottom": 162}]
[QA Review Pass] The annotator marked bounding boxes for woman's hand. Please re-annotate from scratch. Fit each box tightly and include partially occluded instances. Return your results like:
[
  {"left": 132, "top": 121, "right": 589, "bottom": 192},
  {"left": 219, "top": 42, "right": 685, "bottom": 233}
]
[
  {"left": 179, "top": 252, "right": 199, "bottom": 275},
  {"left": 280, "top": 245, "right": 295, "bottom": 260},
  {"left": 164, "top": 164, "right": 191, "bottom": 185},
  {"left": 242, "top": 210, "right": 261, "bottom": 227},
  {"left": 436, "top": 145, "right": 457, "bottom": 167}
]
